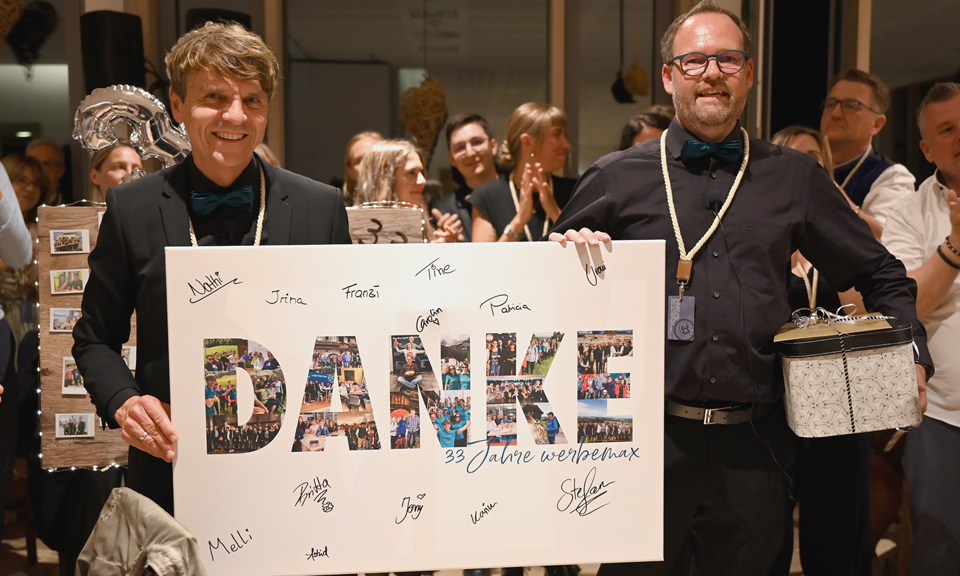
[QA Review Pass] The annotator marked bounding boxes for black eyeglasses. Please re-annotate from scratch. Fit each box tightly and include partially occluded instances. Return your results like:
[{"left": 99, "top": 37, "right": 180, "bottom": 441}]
[
  {"left": 822, "top": 97, "right": 881, "bottom": 115},
  {"left": 670, "top": 50, "right": 749, "bottom": 76}
]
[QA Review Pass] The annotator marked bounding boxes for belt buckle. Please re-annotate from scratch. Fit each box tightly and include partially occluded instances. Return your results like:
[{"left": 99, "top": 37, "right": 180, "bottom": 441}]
[{"left": 702, "top": 406, "right": 735, "bottom": 425}]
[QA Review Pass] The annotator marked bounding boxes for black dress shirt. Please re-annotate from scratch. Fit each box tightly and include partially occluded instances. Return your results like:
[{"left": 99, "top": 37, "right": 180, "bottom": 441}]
[
  {"left": 186, "top": 155, "right": 262, "bottom": 246},
  {"left": 552, "top": 119, "right": 930, "bottom": 404}
]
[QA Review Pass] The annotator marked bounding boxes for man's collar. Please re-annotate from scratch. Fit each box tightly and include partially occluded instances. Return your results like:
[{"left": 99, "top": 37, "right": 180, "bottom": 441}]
[
  {"left": 665, "top": 118, "right": 744, "bottom": 160},
  {"left": 186, "top": 154, "right": 259, "bottom": 194},
  {"left": 933, "top": 169, "right": 960, "bottom": 193},
  {"left": 833, "top": 145, "right": 875, "bottom": 170}
]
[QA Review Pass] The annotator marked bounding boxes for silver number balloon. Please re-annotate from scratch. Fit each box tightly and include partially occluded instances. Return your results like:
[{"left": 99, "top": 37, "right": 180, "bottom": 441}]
[{"left": 72, "top": 84, "right": 191, "bottom": 167}]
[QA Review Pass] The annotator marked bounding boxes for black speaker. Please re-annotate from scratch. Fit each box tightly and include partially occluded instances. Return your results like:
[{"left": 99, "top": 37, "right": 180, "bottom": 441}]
[
  {"left": 80, "top": 11, "right": 146, "bottom": 94},
  {"left": 185, "top": 9, "right": 252, "bottom": 32},
  {"left": 767, "top": 1, "right": 832, "bottom": 135}
]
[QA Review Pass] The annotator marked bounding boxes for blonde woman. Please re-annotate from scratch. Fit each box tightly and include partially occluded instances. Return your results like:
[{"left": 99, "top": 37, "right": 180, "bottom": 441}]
[
  {"left": 470, "top": 102, "right": 575, "bottom": 242},
  {"left": 355, "top": 139, "right": 463, "bottom": 242},
  {"left": 89, "top": 144, "right": 143, "bottom": 202}
]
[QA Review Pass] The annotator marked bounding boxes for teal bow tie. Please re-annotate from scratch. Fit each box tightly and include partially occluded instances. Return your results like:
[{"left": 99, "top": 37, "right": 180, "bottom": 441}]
[
  {"left": 680, "top": 139, "right": 743, "bottom": 164},
  {"left": 190, "top": 185, "right": 255, "bottom": 217}
]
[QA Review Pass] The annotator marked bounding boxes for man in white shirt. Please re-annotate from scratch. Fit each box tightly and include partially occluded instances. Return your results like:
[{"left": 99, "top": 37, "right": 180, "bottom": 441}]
[
  {"left": 821, "top": 69, "right": 915, "bottom": 228},
  {"left": 881, "top": 81, "right": 960, "bottom": 574}
]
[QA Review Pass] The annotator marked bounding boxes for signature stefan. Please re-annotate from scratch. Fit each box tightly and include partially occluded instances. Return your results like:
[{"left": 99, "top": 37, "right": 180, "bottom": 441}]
[{"left": 556, "top": 466, "right": 614, "bottom": 517}]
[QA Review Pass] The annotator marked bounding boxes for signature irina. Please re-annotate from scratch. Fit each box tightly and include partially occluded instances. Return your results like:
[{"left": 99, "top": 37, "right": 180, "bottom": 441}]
[{"left": 556, "top": 466, "right": 614, "bottom": 517}]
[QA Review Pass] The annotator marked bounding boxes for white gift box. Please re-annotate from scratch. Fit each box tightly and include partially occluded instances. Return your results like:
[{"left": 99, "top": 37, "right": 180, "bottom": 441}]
[{"left": 774, "top": 314, "right": 922, "bottom": 438}]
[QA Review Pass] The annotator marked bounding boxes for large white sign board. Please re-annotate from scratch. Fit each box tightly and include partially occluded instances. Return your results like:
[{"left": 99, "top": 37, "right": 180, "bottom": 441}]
[{"left": 167, "top": 241, "right": 665, "bottom": 575}]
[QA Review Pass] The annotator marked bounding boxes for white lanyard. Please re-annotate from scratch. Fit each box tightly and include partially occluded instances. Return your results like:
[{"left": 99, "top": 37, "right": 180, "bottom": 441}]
[
  {"left": 188, "top": 161, "right": 267, "bottom": 247},
  {"left": 660, "top": 127, "right": 749, "bottom": 295},
  {"left": 508, "top": 178, "right": 551, "bottom": 242}
]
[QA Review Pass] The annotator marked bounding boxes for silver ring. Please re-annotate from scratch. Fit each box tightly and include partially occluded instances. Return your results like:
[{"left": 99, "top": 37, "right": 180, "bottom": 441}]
[{"left": 138, "top": 431, "right": 149, "bottom": 442}]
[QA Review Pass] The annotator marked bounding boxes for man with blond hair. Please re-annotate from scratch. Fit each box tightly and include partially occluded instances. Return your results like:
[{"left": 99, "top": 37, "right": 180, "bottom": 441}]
[{"left": 73, "top": 21, "right": 351, "bottom": 514}]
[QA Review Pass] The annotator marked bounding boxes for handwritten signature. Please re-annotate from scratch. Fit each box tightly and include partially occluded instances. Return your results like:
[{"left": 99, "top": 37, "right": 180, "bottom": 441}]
[
  {"left": 342, "top": 283, "right": 380, "bottom": 299},
  {"left": 415, "top": 257, "right": 456, "bottom": 281},
  {"left": 293, "top": 476, "right": 334, "bottom": 511},
  {"left": 556, "top": 467, "right": 614, "bottom": 516},
  {"left": 304, "top": 546, "right": 329, "bottom": 561},
  {"left": 585, "top": 262, "right": 607, "bottom": 286},
  {"left": 207, "top": 528, "right": 253, "bottom": 561},
  {"left": 470, "top": 501, "right": 498, "bottom": 524},
  {"left": 189, "top": 271, "right": 241, "bottom": 304},
  {"left": 396, "top": 494, "right": 426, "bottom": 524},
  {"left": 265, "top": 289, "right": 307, "bottom": 305},
  {"left": 479, "top": 294, "right": 531, "bottom": 317},
  {"left": 416, "top": 308, "right": 442, "bottom": 332}
]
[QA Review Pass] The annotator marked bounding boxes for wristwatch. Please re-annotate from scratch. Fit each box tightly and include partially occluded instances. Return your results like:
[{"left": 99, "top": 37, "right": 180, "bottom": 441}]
[{"left": 503, "top": 223, "right": 523, "bottom": 240}]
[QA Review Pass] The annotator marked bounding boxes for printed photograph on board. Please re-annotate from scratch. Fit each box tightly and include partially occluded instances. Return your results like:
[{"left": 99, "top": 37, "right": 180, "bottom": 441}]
[
  {"left": 56, "top": 413, "right": 95, "bottom": 438},
  {"left": 50, "top": 229, "right": 91, "bottom": 254},
  {"left": 50, "top": 269, "right": 89, "bottom": 295},
  {"left": 50, "top": 308, "right": 81, "bottom": 332},
  {"left": 61, "top": 357, "right": 86, "bottom": 395},
  {"left": 121, "top": 345, "right": 137, "bottom": 371}
]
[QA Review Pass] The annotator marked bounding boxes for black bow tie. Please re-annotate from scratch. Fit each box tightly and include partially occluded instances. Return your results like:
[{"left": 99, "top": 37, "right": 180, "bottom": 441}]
[
  {"left": 680, "top": 139, "right": 743, "bottom": 165},
  {"left": 190, "top": 185, "right": 255, "bottom": 217}
]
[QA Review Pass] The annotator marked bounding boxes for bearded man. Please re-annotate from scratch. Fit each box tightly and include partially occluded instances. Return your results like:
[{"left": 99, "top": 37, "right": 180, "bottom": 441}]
[{"left": 549, "top": 1, "right": 930, "bottom": 574}]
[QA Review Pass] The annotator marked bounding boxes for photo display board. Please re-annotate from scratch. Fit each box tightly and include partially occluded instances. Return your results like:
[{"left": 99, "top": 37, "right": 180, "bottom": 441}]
[
  {"left": 38, "top": 205, "right": 131, "bottom": 468},
  {"left": 167, "top": 240, "right": 665, "bottom": 575}
]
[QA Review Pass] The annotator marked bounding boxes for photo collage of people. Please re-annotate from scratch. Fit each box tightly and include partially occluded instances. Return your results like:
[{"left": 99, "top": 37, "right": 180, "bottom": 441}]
[
  {"left": 203, "top": 338, "right": 287, "bottom": 454},
  {"left": 486, "top": 332, "right": 566, "bottom": 445},
  {"left": 576, "top": 331, "right": 634, "bottom": 443},
  {"left": 390, "top": 334, "right": 471, "bottom": 449},
  {"left": 48, "top": 227, "right": 99, "bottom": 440},
  {"left": 293, "top": 336, "right": 380, "bottom": 452},
  {"left": 202, "top": 331, "right": 636, "bottom": 454}
]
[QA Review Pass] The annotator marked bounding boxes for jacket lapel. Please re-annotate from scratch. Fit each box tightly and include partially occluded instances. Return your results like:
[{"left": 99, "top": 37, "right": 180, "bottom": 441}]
[
  {"left": 158, "top": 162, "right": 193, "bottom": 247},
  {"left": 263, "top": 161, "right": 292, "bottom": 245}
]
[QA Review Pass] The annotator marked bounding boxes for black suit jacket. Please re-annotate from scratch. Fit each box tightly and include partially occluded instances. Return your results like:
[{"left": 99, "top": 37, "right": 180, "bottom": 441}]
[{"left": 72, "top": 156, "right": 351, "bottom": 512}]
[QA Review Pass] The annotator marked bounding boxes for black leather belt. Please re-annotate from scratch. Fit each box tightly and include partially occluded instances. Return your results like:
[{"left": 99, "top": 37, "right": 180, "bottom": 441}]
[{"left": 666, "top": 399, "right": 777, "bottom": 425}]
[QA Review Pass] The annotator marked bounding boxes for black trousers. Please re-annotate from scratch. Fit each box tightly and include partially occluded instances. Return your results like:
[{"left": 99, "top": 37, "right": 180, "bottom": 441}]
[
  {"left": 599, "top": 404, "right": 794, "bottom": 576},
  {"left": 128, "top": 447, "right": 174, "bottom": 515},
  {"left": 769, "top": 433, "right": 871, "bottom": 576}
]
